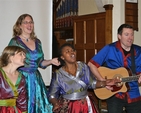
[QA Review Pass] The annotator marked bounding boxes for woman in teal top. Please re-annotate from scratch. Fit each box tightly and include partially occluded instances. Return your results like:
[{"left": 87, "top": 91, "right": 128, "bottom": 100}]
[{"left": 8, "top": 14, "right": 60, "bottom": 113}]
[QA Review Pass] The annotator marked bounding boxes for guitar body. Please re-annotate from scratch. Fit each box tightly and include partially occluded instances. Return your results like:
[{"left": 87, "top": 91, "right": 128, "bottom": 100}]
[{"left": 94, "top": 67, "right": 130, "bottom": 100}]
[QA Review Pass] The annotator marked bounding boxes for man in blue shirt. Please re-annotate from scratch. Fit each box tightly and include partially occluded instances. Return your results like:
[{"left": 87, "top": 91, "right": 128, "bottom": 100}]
[{"left": 88, "top": 24, "right": 141, "bottom": 113}]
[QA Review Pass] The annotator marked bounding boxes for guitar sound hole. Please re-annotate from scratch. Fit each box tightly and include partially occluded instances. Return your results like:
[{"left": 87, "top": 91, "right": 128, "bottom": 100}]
[{"left": 112, "top": 85, "right": 123, "bottom": 92}]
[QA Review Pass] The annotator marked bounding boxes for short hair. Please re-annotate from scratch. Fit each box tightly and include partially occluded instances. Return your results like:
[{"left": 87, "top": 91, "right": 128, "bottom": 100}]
[
  {"left": 58, "top": 43, "right": 75, "bottom": 66},
  {"left": 0, "top": 46, "right": 26, "bottom": 67},
  {"left": 117, "top": 24, "right": 133, "bottom": 35},
  {"left": 58, "top": 43, "right": 75, "bottom": 57}
]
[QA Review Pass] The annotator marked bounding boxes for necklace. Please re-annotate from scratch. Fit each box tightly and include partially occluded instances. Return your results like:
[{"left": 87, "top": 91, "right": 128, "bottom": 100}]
[
  {"left": 21, "top": 36, "right": 30, "bottom": 42},
  {"left": 25, "top": 38, "right": 29, "bottom": 42}
]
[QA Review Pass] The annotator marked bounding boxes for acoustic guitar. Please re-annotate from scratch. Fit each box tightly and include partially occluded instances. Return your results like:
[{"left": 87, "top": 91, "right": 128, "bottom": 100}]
[{"left": 94, "top": 67, "right": 140, "bottom": 100}]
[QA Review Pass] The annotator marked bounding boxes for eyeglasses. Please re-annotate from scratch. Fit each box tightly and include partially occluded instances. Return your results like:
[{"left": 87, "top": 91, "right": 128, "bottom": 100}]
[{"left": 22, "top": 21, "right": 34, "bottom": 25}]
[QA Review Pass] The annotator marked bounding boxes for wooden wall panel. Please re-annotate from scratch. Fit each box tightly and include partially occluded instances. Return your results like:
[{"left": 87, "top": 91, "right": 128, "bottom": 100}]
[
  {"left": 95, "top": 18, "right": 106, "bottom": 52},
  {"left": 96, "top": 18, "right": 105, "bottom": 43},
  {"left": 125, "top": 1, "right": 138, "bottom": 31},
  {"left": 73, "top": 13, "right": 106, "bottom": 63},
  {"left": 74, "top": 21, "right": 84, "bottom": 44},
  {"left": 76, "top": 49, "right": 84, "bottom": 62},
  {"left": 86, "top": 49, "right": 96, "bottom": 63},
  {"left": 86, "top": 20, "right": 95, "bottom": 43}
]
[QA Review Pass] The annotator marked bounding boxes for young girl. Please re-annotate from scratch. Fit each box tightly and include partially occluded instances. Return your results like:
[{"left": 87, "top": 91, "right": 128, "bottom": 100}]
[{"left": 0, "top": 46, "right": 27, "bottom": 113}]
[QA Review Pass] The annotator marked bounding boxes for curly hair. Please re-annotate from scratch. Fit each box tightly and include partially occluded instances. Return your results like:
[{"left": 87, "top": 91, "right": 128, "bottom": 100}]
[{"left": 58, "top": 43, "right": 76, "bottom": 66}]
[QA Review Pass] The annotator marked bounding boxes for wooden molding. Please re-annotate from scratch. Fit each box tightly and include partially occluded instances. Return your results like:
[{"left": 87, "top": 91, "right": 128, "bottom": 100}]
[{"left": 103, "top": 4, "right": 113, "bottom": 44}]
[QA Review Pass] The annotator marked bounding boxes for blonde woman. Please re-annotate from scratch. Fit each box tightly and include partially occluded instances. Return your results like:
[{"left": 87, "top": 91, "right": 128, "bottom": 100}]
[{"left": 8, "top": 14, "right": 60, "bottom": 113}]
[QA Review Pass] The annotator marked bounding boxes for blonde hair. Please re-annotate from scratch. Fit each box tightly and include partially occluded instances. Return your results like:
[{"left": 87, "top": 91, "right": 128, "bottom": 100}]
[
  {"left": 13, "top": 14, "right": 37, "bottom": 39},
  {"left": 0, "top": 46, "right": 26, "bottom": 67}
]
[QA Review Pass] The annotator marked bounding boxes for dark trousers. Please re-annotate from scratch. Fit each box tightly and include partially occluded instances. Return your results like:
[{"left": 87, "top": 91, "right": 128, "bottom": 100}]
[{"left": 106, "top": 96, "right": 141, "bottom": 113}]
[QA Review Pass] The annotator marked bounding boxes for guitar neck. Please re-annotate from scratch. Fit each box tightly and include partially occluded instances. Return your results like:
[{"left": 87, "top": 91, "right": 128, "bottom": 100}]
[{"left": 122, "top": 75, "right": 140, "bottom": 82}]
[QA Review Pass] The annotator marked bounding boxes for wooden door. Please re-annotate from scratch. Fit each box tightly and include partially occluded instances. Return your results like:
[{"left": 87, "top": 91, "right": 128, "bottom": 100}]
[{"left": 73, "top": 13, "right": 106, "bottom": 63}]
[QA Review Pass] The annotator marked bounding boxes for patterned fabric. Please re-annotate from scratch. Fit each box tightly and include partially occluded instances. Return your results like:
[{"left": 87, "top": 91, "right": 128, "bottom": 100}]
[
  {"left": 0, "top": 107, "right": 22, "bottom": 113},
  {"left": 8, "top": 36, "right": 52, "bottom": 113},
  {"left": 53, "top": 96, "right": 98, "bottom": 113},
  {"left": 0, "top": 68, "right": 27, "bottom": 113},
  {"left": 48, "top": 61, "right": 99, "bottom": 113},
  {"left": 89, "top": 41, "right": 141, "bottom": 103}
]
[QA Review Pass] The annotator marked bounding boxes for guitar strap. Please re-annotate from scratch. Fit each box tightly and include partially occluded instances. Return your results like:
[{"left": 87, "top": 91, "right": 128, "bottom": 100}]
[{"left": 131, "top": 45, "right": 136, "bottom": 75}]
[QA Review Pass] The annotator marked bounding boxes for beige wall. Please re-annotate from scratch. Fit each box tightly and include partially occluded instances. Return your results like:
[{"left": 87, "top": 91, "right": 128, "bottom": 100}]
[
  {"left": 78, "top": 0, "right": 141, "bottom": 45},
  {"left": 0, "top": 0, "right": 53, "bottom": 85},
  {"left": 112, "top": 0, "right": 125, "bottom": 42},
  {"left": 78, "top": 0, "right": 98, "bottom": 15}
]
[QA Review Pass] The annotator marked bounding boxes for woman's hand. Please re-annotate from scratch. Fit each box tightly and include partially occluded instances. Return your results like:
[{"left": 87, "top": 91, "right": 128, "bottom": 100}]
[
  {"left": 41, "top": 58, "right": 60, "bottom": 67},
  {"left": 51, "top": 58, "right": 60, "bottom": 66},
  {"left": 53, "top": 103, "right": 60, "bottom": 112}
]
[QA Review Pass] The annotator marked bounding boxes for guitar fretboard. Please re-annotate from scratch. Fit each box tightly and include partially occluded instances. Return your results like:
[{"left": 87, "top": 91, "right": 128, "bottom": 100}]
[{"left": 122, "top": 75, "right": 140, "bottom": 82}]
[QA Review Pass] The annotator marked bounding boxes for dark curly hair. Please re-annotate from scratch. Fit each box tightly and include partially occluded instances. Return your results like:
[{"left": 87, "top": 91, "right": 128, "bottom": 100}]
[{"left": 57, "top": 43, "right": 75, "bottom": 66}]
